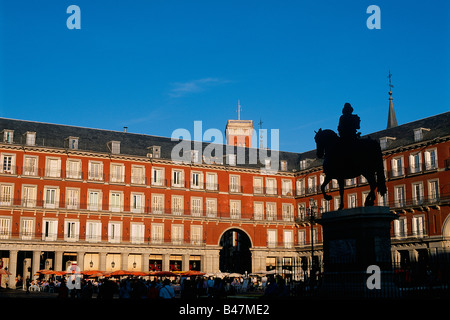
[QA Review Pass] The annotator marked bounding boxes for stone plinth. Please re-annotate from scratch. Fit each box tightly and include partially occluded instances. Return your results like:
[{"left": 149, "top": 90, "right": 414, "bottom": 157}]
[{"left": 317, "top": 206, "right": 399, "bottom": 298}]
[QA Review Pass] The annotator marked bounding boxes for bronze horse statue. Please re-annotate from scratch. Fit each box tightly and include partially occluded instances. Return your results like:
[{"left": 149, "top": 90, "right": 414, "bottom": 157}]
[{"left": 314, "top": 128, "right": 386, "bottom": 210}]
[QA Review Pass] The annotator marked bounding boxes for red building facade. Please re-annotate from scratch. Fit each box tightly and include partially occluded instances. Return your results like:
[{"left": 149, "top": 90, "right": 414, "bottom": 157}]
[{"left": 0, "top": 112, "right": 449, "bottom": 288}]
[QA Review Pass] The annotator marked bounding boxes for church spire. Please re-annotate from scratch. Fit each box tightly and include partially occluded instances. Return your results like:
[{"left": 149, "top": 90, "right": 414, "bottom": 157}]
[{"left": 387, "top": 70, "right": 398, "bottom": 129}]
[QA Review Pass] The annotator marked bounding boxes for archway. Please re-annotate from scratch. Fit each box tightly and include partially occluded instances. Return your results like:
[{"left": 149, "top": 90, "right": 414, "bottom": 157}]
[{"left": 219, "top": 228, "right": 252, "bottom": 274}]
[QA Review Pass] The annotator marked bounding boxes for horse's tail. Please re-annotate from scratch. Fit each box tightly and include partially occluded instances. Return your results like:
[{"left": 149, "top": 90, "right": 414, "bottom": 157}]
[{"left": 374, "top": 141, "right": 387, "bottom": 196}]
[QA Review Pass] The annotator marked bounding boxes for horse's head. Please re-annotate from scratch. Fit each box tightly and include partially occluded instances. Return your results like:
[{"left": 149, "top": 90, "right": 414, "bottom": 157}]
[{"left": 314, "top": 128, "right": 338, "bottom": 159}]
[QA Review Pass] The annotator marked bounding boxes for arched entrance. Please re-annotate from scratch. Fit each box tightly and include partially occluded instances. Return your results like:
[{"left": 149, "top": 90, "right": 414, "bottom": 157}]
[{"left": 219, "top": 229, "right": 252, "bottom": 274}]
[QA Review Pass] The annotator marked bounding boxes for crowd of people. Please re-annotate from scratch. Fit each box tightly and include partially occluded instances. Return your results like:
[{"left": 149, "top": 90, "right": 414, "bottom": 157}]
[{"left": 12, "top": 273, "right": 295, "bottom": 299}]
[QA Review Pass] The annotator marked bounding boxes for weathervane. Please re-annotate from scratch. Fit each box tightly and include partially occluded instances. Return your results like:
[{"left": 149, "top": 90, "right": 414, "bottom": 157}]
[
  {"left": 237, "top": 100, "right": 242, "bottom": 120},
  {"left": 388, "top": 70, "right": 394, "bottom": 93}
]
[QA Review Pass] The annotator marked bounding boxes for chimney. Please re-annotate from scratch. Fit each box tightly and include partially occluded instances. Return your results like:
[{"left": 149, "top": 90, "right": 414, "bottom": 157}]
[{"left": 123, "top": 126, "right": 128, "bottom": 133}]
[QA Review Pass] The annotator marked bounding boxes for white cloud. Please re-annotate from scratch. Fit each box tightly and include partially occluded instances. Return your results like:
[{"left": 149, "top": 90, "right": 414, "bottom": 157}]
[{"left": 169, "top": 78, "right": 230, "bottom": 98}]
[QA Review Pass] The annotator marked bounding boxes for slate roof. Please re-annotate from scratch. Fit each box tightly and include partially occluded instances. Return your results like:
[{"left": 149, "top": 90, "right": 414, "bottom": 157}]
[{"left": 0, "top": 111, "right": 449, "bottom": 172}]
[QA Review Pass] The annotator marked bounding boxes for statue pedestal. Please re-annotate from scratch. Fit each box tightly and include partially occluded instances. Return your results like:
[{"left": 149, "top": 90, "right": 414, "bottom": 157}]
[{"left": 317, "top": 206, "right": 400, "bottom": 298}]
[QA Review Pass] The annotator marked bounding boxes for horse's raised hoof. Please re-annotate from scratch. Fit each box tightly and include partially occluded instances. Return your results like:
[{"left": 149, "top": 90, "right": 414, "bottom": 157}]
[{"left": 324, "top": 195, "right": 332, "bottom": 201}]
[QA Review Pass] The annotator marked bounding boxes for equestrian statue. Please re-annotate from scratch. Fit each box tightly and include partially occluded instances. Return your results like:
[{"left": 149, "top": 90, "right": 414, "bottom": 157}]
[{"left": 314, "top": 103, "right": 387, "bottom": 210}]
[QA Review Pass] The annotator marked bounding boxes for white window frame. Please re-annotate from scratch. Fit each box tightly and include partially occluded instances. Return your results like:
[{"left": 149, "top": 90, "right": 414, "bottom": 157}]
[
  {"left": 283, "top": 230, "right": 293, "bottom": 248},
  {"left": 230, "top": 200, "right": 241, "bottom": 219},
  {"left": 131, "top": 165, "right": 145, "bottom": 185},
  {"left": 43, "top": 186, "right": 59, "bottom": 209},
  {"left": 191, "top": 197, "right": 202, "bottom": 217},
  {"left": 42, "top": 219, "right": 58, "bottom": 241},
  {"left": 88, "top": 161, "right": 103, "bottom": 181},
  {"left": 412, "top": 215, "right": 425, "bottom": 237},
  {"left": 412, "top": 182, "right": 424, "bottom": 205},
  {"left": 191, "top": 171, "right": 203, "bottom": 189},
  {"left": 131, "top": 192, "right": 144, "bottom": 213},
  {"left": 23, "top": 155, "right": 38, "bottom": 176},
  {"left": 266, "top": 202, "right": 276, "bottom": 221},
  {"left": 171, "top": 195, "right": 184, "bottom": 215},
  {"left": 22, "top": 185, "right": 37, "bottom": 208},
  {"left": 172, "top": 169, "right": 184, "bottom": 187},
  {"left": 205, "top": 173, "right": 217, "bottom": 191},
  {"left": 21, "top": 218, "right": 34, "bottom": 240},
  {"left": 110, "top": 163, "right": 124, "bottom": 183},
  {"left": 151, "top": 193, "right": 164, "bottom": 214},
  {"left": 109, "top": 191, "right": 123, "bottom": 212},
  {"left": 86, "top": 221, "right": 102, "bottom": 242},
  {"left": 131, "top": 223, "right": 145, "bottom": 244},
  {"left": 45, "top": 157, "right": 61, "bottom": 178},
  {"left": 0, "top": 183, "right": 13, "bottom": 206},
  {"left": 190, "top": 225, "right": 203, "bottom": 246},
  {"left": 0, "top": 217, "right": 11, "bottom": 239},
  {"left": 206, "top": 198, "right": 217, "bottom": 218},
  {"left": 267, "top": 229, "right": 277, "bottom": 248},
  {"left": 282, "top": 203, "right": 294, "bottom": 221},
  {"left": 265, "top": 178, "right": 277, "bottom": 195},
  {"left": 151, "top": 223, "right": 164, "bottom": 244},
  {"left": 152, "top": 167, "right": 164, "bottom": 186},
  {"left": 108, "top": 222, "right": 122, "bottom": 243},
  {"left": 253, "top": 177, "right": 263, "bottom": 194},
  {"left": 1, "top": 153, "right": 16, "bottom": 174},
  {"left": 64, "top": 220, "right": 80, "bottom": 242},
  {"left": 171, "top": 224, "right": 184, "bottom": 245},
  {"left": 428, "top": 179, "right": 439, "bottom": 203},
  {"left": 281, "top": 179, "right": 293, "bottom": 196},
  {"left": 229, "top": 175, "right": 241, "bottom": 193},
  {"left": 88, "top": 190, "right": 102, "bottom": 211},
  {"left": 424, "top": 148, "right": 437, "bottom": 170},
  {"left": 66, "top": 159, "right": 82, "bottom": 179},
  {"left": 254, "top": 201, "right": 264, "bottom": 220},
  {"left": 66, "top": 188, "right": 80, "bottom": 210}
]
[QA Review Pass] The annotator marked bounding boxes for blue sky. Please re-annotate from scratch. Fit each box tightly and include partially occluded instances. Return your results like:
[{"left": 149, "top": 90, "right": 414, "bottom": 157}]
[{"left": 0, "top": 0, "right": 449, "bottom": 152}]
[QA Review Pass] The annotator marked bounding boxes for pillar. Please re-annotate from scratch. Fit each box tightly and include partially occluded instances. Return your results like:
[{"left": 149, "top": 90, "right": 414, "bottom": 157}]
[
  {"left": 99, "top": 252, "right": 107, "bottom": 271},
  {"left": 55, "top": 251, "right": 63, "bottom": 271},
  {"left": 8, "top": 250, "right": 17, "bottom": 289},
  {"left": 121, "top": 252, "right": 128, "bottom": 270},
  {"left": 77, "top": 251, "right": 85, "bottom": 271},
  {"left": 32, "top": 250, "right": 41, "bottom": 279},
  {"left": 162, "top": 254, "right": 170, "bottom": 271},
  {"left": 142, "top": 252, "right": 149, "bottom": 272}
]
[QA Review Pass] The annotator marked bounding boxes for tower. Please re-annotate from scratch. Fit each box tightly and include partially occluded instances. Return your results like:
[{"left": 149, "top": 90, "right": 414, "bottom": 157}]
[
  {"left": 387, "top": 70, "right": 398, "bottom": 129},
  {"left": 225, "top": 100, "right": 254, "bottom": 148}
]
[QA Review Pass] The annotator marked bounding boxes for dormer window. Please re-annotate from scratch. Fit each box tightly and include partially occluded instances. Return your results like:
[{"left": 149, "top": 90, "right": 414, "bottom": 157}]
[
  {"left": 280, "top": 160, "right": 287, "bottom": 171},
  {"left": 108, "top": 141, "right": 120, "bottom": 154},
  {"left": 413, "top": 128, "right": 430, "bottom": 142},
  {"left": 227, "top": 154, "right": 236, "bottom": 166},
  {"left": 379, "top": 136, "right": 396, "bottom": 150},
  {"left": 147, "top": 146, "right": 160, "bottom": 158},
  {"left": 2, "top": 130, "right": 14, "bottom": 144},
  {"left": 24, "top": 132, "right": 36, "bottom": 146},
  {"left": 66, "top": 136, "right": 79, "bottom": 150}
]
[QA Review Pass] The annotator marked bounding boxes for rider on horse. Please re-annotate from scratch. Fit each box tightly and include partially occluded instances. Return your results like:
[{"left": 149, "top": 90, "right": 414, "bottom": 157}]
[{"left": 337, "top": 103, "right": 361, "bottom": 142}]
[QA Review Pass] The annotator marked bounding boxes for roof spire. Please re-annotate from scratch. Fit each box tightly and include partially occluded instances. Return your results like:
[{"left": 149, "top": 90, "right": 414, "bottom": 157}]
[
  {"left": 237, "top": 100, "right": 241, "bottom": 120},
  {"left": 387, "top": 70, "right": 398, "bottom": 129}
]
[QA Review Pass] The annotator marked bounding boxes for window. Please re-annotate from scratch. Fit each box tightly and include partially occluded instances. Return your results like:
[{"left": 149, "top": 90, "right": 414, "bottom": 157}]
[
  {"left": 66, "top": 188, "right": 79, "bottom": 210},
  {"left": 412, "top": 182, "right": 423, "bottom": 205},
  {"left": 284, "top": 230, "right": 293, "bottom": 248},
  {"left": 42, "top": 220, "right": 57, "bottom": 241},
  {"left": 131, "top": 193, "right": 144, "bottom": 213},
  {"left": 409, "top": 153, "right": 421, "bottom": 174},
  {"left": 191, "top": 197, "right": 202, "bottom": 217},
  {"left": 205, "top": 173, "right": 217, "bottom": 190},
  {"left": 307, "top": 176, "right": 317, "bottom": 194},
  {"left": 110, "top": 192, "right": 122, "bottom": 212},
  {"left": 391, "top": 157, "right": 403, "bottom": 177},
  {"left": 266, "top": 202, "right": 276, "bottom": 221},
  {"left": 282, "top": 203, "right": 294, "bottom": 221},
  {"left": 298, "top": 230, "right": 306, "bottom": 246},
  {"left": 2, "top": 130, "right": 14, "bottom": 144},
  {"left": 88, "top": 161, "right": 103, "bottom": 181},
  {"left": 131, "top": 165, "right": 145, "bottom": 185},
  {"left": 171, "top": 224, "right": 184, "bottom": 245},
  {"left": 44, "top": 187, "right": 59, "bottom": 209},
  {"left": 0, "top": 218, "right": 11, "bottom": 239},
  {"left": 412, "top": 215, "right": 425, "bottom": 237},
  {"left": 321, "top": 198, "right": 330, "bottom": 213},
  {"left": 88, "top": 190, "right": 101, "bottom": 211},
  {"left": 227, "top": 154, "right": 236, "bottom": 166},
  {"left": 296, "top": 179, "right": 305, "bottom": 196},
  {"left": 108, "top": 222, "right": 121, "bottom": 243},
  {"left": 394, "top": 217, "right": 407, "bottom": 238},
  {"left": 0, "top": 184, "right": 13, "bottom": 206},
  {"left": 25, "top": 132, "right": 36, "bottom": 146},
  {"left": 67, "top": 137, "right": 79, "bottom": 150},
  {"left": 298, "top": 203, "right": 306, "bottom": 221},
  {"left": 394, "top": 185, "right": 406, "bottom": 208},
  {"left": 191, "top": 225, "right": 203, "bottom": 245},
  {"left": 109, "top": 141, "right": 120, "bottom": 154},
  {"left": 253, "top": 177, "right": 263, "bottom": 194},
  {"left": 110, "top": 163, "right": 124, "bottom": 183},
  {"left": 151, "top": 194, "right": 164, "bottom": 214},
  {"left": 310, "top": 228, "right": 318, "bottom": 244},
  {"left": 21, "top": 219, "right": 34, "bottom": 240},
  {"left": 230, "top": 200, "right": 241, "bottom": 219},
  {"left": 348, "top": 194, "right": 357, "bottom": 208},
  {"left": 229, "top": 175, "right": 240, "bottom": 193},
  {"left": 428, "top": 180, "right": 439, "bottom": 203},
  {"left": 151, "top": 223, "right": 164, "bottom": 244},
  {"left": 280, "top": 160, "right": 287, "bottom": 171},
  {"left": 172, "top": 195, "right": 184, "bottom": 215},
  {"left": 45, "top": 157, "right": 61, "bottom": 178},
  {"left": 191, "top": 171, "right": 203, "bottom": 189},
  {"left": 206, "top": 198, "right": 217, "bottom": 218},
  {"left": 320, "top": 174, "right": 328, "bottom": 191},
  {"left": 281, "top": 180, "right": 292, "bottom": 196},
  {"left": 1, "top": 154, "right": 15, "bottom": 174},
  {"left": 23, "top": 156, "right": 38, "bottom": 176},
  {"left": 22, "top": 185, "right": 37, "bottom": 208},
  {"left": 131, "top": 223, "right": 145, "bottom": 244},
  {"left": 65, "top": 220, "right": 79, "bottom": 241},
  {"left": 378, "top": 191, "right": 388, "bottom": 207},
  {"left": 333, "top": 196, "right": 341, "bottom": 211},
  {"left": 152, "top": 167, "right": 164, "bottom": 186},
  {"left": 267, "top": 230, "right": 277, "bottom": 248},
  {"left": 86, "top": 221, "right": 102, "bottom": 242},
  {"left": 265, "top": 178, "right": 277, "bottom": 195},
  {"left": 172, "top": 169, "right": 184, "bottom": 187},
  {"left": 424, "top": 149, "right": 437, "bottom": 170},
  {"left": 254, "top": 202, "right": 264, "bottom": 220}
]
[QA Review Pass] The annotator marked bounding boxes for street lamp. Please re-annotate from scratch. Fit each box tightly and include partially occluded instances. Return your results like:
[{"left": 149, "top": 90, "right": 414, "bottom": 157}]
[{"left": 299, "top": 197, "right": 318, "bottom": 281}]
